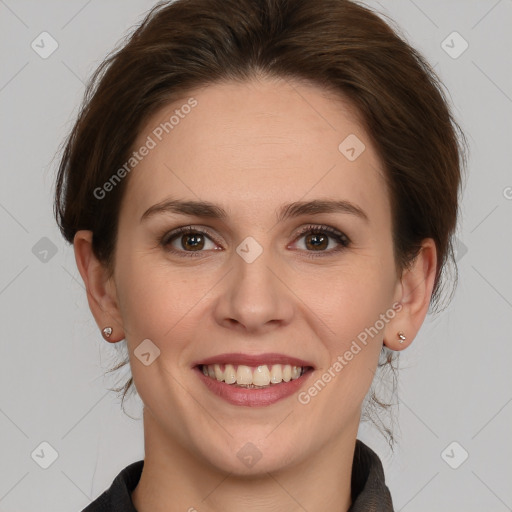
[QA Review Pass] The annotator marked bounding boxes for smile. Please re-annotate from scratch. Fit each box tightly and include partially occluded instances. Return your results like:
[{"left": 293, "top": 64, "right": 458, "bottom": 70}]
[
  {"left": 193, "top": 353, "right": 315, "bottom": 406},
  {"left": 200, "top": 363, "right": 308, "bottom": 387}
]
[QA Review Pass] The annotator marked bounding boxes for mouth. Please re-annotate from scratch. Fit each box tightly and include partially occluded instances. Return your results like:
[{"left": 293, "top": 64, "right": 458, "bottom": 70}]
[
  {"left": 196, "top": 363, "right": 313, "bottom": 388},
  {"left": 192, "top": 353, "right": 315, "bottom": 406}
]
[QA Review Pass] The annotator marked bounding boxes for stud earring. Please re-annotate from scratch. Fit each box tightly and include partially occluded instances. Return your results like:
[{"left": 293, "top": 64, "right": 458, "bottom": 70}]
[
  {"left": 102, "top": 327, "right": 113, "bottom": 339},
  {"left": 397, "top": 331, "right": 406, "bottom": 344}
]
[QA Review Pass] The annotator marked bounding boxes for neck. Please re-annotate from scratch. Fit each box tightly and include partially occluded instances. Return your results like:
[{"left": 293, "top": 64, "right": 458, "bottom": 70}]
[{"left": 132, "top": 408, "right": 357, "bottom": 512}]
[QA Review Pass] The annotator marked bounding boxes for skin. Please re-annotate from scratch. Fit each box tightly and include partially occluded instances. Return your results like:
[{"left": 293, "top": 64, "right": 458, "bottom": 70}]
[{"left": 74, "top": 76, "right": 436, "bottom": 512}]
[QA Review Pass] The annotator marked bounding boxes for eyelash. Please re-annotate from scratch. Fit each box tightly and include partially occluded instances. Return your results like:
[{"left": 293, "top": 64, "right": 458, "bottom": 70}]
[{"left": 160, "top": 224, "right": 351, "bottom": 258}]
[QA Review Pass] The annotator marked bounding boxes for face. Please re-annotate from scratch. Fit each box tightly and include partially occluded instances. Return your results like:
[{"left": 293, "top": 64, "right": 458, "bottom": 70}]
[{"left": 110, "top": 77, "right": 402, "bottom": 474}]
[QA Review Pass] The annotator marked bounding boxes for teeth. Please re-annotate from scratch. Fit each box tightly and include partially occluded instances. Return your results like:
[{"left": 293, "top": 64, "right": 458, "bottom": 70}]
[
  {"left": 253, "top": 365, "right": 271, "bottom": 386},
  {"left": 224, "top": 364, "right": 237, "bottom": 384},
  {"left": 270, "top": 364, "right": 282, "bottom": 384},
  {"left": 236, "top": 365, "right": 253, "bottom": 385},
  {"left": 214, "top": 364, "right": 224, "bottom": 381},
  {"left": 201, "top": 363, "right": 305, "bottom": 386}
]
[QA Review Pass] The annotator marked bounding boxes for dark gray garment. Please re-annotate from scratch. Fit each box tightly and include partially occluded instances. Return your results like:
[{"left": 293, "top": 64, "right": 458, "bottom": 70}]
[{"left": 81, "top": 439, "right": 394, "bottom": 511}]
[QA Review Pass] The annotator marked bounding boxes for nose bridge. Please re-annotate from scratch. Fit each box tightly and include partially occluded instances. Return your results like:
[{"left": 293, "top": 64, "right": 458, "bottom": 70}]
[{"left": 216, "top": 234, "right": 293, "bottom": 331}]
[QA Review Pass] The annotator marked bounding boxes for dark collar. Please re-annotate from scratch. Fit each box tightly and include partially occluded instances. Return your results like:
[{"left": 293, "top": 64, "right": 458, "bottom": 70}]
[
  {"left": 82, "top": 439, "right": 393, "bottom": 511},
  {"left": 349, "top": 439, "right": 394, "bottom": 511},
  {"left": 81, "top": 460, "right": 142, "bottom": 511}
]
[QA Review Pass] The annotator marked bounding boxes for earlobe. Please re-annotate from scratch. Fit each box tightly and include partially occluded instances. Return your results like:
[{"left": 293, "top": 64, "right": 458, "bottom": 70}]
[
  {"left": 383, "top": 238, "right": 437, "bottom": 351},
  {"left": 73, "top": 230, "right": 125, "bottom": 342}
]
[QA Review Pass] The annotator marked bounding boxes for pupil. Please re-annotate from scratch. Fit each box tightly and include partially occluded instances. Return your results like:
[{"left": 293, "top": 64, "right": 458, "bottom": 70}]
[
  {"left": 183, "top": 234, "right": 204, "bottom": 250},
  {"left": 307, "top": 234, "right": 327, "bottom": 250}
]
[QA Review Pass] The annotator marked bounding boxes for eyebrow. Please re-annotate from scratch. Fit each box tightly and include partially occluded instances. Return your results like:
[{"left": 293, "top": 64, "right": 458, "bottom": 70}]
[{"left": 140, "top": 198, "right": 369, "bottom": 223}]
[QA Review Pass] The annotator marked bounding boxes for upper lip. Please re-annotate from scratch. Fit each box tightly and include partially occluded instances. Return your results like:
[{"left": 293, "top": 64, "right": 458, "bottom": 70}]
[{"left": 192, "top": 352, "right": 315, "bottom": 369}]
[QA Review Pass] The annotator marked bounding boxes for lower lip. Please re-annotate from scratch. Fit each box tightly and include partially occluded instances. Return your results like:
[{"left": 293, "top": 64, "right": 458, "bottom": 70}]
[{"left": 194, "top": 367, "right": 314, "bottom": 407}]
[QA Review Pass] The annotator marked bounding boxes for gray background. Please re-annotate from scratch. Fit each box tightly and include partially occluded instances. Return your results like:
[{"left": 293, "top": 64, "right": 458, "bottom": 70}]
[{"left": 1, "top": 0, "right": 511, "bottom": 510}]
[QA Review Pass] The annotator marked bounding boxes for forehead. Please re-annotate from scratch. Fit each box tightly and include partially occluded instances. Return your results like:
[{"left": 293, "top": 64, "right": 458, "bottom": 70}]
[{"left": 121, "top": 78, "right": 389, "bottom": 224}]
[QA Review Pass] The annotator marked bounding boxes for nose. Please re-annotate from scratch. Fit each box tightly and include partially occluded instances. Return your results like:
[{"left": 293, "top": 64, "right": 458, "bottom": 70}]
[{"left": 213, "top": 241, "right": 295, "bottom": 334}]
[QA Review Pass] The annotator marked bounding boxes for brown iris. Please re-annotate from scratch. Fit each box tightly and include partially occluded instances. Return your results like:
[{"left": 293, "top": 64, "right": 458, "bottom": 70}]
[
  {"left": 305, "top": 233, "right": 328, "bottom": 251},
  {"left": 181, "top": 233, "right": 205, "bottom": 251}
]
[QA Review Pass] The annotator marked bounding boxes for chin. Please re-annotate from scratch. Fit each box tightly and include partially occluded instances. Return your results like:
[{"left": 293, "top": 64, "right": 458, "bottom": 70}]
[{"left": 191, "top": 429, "right": 305, "bottom": 476}]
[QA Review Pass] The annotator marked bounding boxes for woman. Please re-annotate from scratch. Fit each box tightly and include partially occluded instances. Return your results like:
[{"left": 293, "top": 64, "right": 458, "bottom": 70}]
[{"left": 54, "top": 0, "right": 467, "bottom": 510}]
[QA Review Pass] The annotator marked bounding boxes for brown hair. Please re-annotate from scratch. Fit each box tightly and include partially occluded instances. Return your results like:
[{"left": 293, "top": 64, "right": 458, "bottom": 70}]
[{"left": 54, "top": 0, "right": 468, "bottom": 446}]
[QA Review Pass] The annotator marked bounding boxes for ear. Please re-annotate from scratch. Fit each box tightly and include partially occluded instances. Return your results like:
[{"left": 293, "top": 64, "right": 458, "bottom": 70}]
[
  {"left": 383, "top": 238, "right": 437, "bottom": 351},
  {"left": 73, "top": 230, "right": 125, "bottom": 342}
]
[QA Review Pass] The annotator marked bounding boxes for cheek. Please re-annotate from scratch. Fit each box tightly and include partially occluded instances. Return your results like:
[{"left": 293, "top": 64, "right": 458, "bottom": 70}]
[
  {"left": 294, "top": 253, "right": 397, "bottom": 394},
  {"left": 114, "top": 248, "right": 217, "bottom": 350},
  {"left": 294, "top": 254, "right": 396, "bottom": 338},
  {"left": 298, "top": 270, "right": 395, "bottom": 417}
]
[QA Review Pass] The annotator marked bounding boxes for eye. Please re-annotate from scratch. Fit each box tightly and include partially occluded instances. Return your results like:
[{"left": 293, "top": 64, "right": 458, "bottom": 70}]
[
  {"left": 291, "top": 224, "right": 351, "bottom": 257},
  {"left": 161, "top": 226, "right": 220, "bottom": 257}
]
